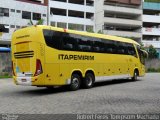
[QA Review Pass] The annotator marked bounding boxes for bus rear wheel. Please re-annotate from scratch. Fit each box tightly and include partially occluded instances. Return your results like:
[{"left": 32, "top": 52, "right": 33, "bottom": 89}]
[
  {"left": 69, "top": 74, "right": 81, "bottom": 91},
  {"left": 132, "top": 70, "right": 138, "bottom": 81},
  {"left": 83, "top": 73, "right": 95, "bottom": 89}
]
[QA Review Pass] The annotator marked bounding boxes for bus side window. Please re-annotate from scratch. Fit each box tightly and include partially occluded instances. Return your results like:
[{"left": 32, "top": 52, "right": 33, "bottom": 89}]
[
  {"left": 92, "top": 40, "right": 101, "bottom": 52},
  {"left": 62, "top": 33, "right": 77, "bottom": 51},
  {"left": 127, "top": 44, "right": 137, "bottom": 57},
  {"left": 77, "top": 36, "right": 92, "bottom": 52},
  {"left": 43, "top": 29, "right": 62, "bottom": 49}
]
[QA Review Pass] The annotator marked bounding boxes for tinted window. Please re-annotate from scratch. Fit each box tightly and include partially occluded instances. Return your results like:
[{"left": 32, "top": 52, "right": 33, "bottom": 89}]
[
  {"left": 116, "top": 41, "right": 128, "bottom": 54},
  {"left": 33, "top": 13, "right": 41, "bottom": 20},
  {"left": 43, "top": 29, "right": 62, "bottom": 49},
  {"left": 127, "top": 43, "right": 137, "bottom": 57},
  {"left": 62, "top": 33, "right": 78, "bottom": 51},
  {"left": 77, "top": 36, "right": 93, "bottom": 52},
  {"left": 22, "top": 11, "right": 31, "bottom": 19},
  {"left": 43, "top": 29, "right": 137, "bottom": 56},
  {"left": 137, "top": 46, "right": 145, "bottom": 64},
  {"left": 0, "top": 7, "right": 9, "bottom": 17}
]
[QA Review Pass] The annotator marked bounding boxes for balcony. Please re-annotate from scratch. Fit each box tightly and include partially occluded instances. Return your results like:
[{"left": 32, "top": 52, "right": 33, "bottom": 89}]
[
  {"left": 142, "top": 40, "right": 160, "bottom": 48},
  {"left": 143, "top": 2, "right": 160, "bottom": 11},
  {"left": 103, "top": 30, "right": 142, "bottom": 38},
  {"left": 105, "top": 0, "right": 141, "bottom": 5},
  {"left": 103, "top": 4, "right": 142, "bottom": 15},
  {"left": 143, "top": 15, "right": 160, "bottom": 23},
  {"left": 103, "top": 17, "right": 142, "bottom": 27},
  {"left": 50, "top": 14, "right": 94, "bottom": 25},
  {"left": 49, "top": 1, "right": 94, "bottom": 12},
  {"left": 143, "top": 28, "right": 160, "bottom": 36}
]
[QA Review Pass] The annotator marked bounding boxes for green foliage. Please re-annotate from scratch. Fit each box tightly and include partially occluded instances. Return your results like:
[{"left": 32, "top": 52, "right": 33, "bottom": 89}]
[
  {"left": 147, "top": 68, "right": 160, "bottom": 73},
  {"left": 28, "top": 19, "right": 44, "bottom": 26},
  {"left": 0, "top": 73, "right": 11, "bottom": 79},
  {"left": 86, "top": 28, "right": 94, "bottom": 33},
  {"left": 97, "top": 30, "right": 104, "bottom": 34},
  {"left": 158, "top": 68, "right": 160, "bottom": 72},
  {"left": 144, "top": 0, "right": 160, "bottom": 3},
  {"left": 146, "top": 45, "right": 158, "bottom": 59},
  {"left": 28, "top": 19, "right": 34, "bottom": 25},
  {"left": 0, "top": 76, "right": 11, "bottom": 79},
  {"left": 139, "top": 43, "right": 145, "bottom": 50},
  {"left": 36, "top": 19, "right": 44, "bottom": 25}
]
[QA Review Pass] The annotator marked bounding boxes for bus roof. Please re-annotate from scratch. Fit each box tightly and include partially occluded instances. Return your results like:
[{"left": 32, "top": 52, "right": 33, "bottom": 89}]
[
  {"left": 38, "top": 25, "right": 140, "bottom": 46},
  {"left": 14, "top": 25, "right": 140, "bottom": 46}
]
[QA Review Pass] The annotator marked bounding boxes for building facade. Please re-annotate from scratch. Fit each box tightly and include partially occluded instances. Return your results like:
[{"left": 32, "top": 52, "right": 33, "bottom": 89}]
[
  {"left": 143, "top": 0, "right": 160, "bottom": 58},
  {"left": 95, "top": 0, "right": 142, "bottom": 42},
  {"left": 48, "top": 0, "right": 95, "bottom": 32},
  {"left": 0, "top": 0, "right": 47, "bottom": 47}
]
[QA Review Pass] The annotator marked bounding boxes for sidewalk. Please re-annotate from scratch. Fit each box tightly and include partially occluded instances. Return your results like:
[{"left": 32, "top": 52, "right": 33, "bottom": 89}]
[{"left": 0, "top": 78, "right": 12, "bottom": 83}]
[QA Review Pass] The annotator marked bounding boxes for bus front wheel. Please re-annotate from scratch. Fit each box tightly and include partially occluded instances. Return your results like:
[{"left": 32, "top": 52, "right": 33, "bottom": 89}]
[
  {"left": 132, "top": 70, "right": 138, "bottom": 81},
  {"left": 83, "top": 73, "right": 95, "bottom": 89},
  {"left": 69, "top": 74, "right": 81, "bottom": 91}
]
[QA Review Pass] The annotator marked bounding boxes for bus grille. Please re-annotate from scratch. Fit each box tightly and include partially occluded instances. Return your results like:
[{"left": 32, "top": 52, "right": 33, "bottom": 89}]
[{"left": 14, "top": 51, "right": 34, "bottom": 59}]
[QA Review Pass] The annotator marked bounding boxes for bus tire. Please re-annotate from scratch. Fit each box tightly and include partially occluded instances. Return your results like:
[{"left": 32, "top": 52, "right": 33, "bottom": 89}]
[
  {"left": 69, "top": 74, "right": 81, "bottom": 91},
  {"left": 132, "top": 70, "right": 138, "bottom": 81},
  {"left": 46, "top": 86, "right": 54, "bottom": 90},
  {"left": 83, "top": 73, "right": 95, "bottom": 89}
]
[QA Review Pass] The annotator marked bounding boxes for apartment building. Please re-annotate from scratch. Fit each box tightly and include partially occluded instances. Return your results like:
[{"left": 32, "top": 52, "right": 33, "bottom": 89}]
[
  {"left": 0, "top": 0, "right": 47, "bottom": 47},
  {"left": 95, "top": 0, "right": 142, "bottom": 42},
  {"left": 143, "top": 0, "right": 160, "bottom": 58},
  {"left": 49, "top": 0, "right": 95, "bottom": 32}
]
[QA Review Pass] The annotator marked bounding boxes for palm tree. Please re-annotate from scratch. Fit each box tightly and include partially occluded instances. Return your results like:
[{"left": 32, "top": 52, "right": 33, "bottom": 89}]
[{"left": 28, "top": 19, "right": 44, "bottom": 26}]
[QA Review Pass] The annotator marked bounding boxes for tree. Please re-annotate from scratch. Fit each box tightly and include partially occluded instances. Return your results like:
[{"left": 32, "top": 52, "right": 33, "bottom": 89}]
[
  {"left": 97, "top": 30, "right": 104, "bottom": 34},
  {"left": 28, "top": 19, "right": 44, "bottom": 26},
  {"left": 147, "top": 45, "right": 158, "bottom": 59}
]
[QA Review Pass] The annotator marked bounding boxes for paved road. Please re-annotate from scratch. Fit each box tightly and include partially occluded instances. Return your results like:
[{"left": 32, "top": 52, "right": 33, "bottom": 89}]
[{"left": 0, "top": 73, "right": 160, "bottom": 114}]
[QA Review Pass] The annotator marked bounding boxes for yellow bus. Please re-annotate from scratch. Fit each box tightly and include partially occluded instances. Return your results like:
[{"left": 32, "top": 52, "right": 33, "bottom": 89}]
[{"left": 11, "top": 25, "right": 147, "bottom": 90}]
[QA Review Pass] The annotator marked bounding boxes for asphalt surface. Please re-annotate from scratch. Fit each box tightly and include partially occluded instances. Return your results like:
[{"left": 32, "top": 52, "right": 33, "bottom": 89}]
[{"left": 0, "top": 73, "right": 160, "bottom": 114}]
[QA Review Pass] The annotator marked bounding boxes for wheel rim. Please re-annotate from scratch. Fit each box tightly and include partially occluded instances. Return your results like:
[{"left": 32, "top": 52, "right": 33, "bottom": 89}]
[
  {"left": 72, "top": 78, "right": 79, "bottom": 88},
  {"left": 87, "top": 76, "right": 93, "bottom": 86},
  {"left": 134, "top": 72, "right": 137, "bottom": 80}
]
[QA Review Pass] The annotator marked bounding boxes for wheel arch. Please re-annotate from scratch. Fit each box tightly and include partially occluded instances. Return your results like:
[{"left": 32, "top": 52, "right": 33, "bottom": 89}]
[
  {"left": 71, "top": 69, "right": 83, "bottom": 79},
  {"left": 85, "top": 69, "right": 95, "bottom": 78},
  {"left": 134, "top": 68, "right": 139, "bottom": 76}
]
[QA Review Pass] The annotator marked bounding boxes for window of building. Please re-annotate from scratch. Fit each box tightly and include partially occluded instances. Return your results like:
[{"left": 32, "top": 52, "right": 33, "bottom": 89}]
[
  {"left": 10, "top": 25, "right": 15, "bottom": 28},
  {"left": 0, "top": 24, "right": 9, "bottom": 33},
  {"left": 86, "top": 0, "right": 94, "bottom": 6},
  {"left": 68, "top": 10, "right": 84, "bottom": 18},
  {"left": 68, "top": 23, "right": 84, "bottom": 31},
  {"left": 33, "top": 13, "right": 41, "bottom": 20},
  {"left": 16, "top": 26, "right": 21, "bottom": 29},
  {"left": 50, "top": 8, "right": 66, "bottom": 16},
  {"left": 68, "top": 0, "right": 84, "bottom": 5},
  {"left": 0, "top": 7, "right": 9, "bottom": 17},
  {"left": 10, "top": 9, "right": 15, "bottom": 12},
  {"left": 52, "top": 0, "right": 66, "bottom": 2},
  {"left": 50, "top": 22, "right": 56, "bottom": 27},
  {"left": 16, "top": 10, "right": 21, "bottom": 13},
  {"left": 43, "top": 14, "right": 46, "bottom": 17},
  {"left": 86, "top": 25, "right": 94, "bottom": 32},
  {"left": 22, "top": 11, "right": 31, "bottom": 19},
  {"left": 57, "top": 22, "right": 67, "bottom": 28},
  {"left": 86, "top": 12, "right": 94, "bottom": 19}
]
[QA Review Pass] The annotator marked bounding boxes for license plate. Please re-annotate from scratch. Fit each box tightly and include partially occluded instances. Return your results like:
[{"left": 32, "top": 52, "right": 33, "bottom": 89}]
[{"left": 21, "top": 79, "right": 27, "bottom": 82}]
